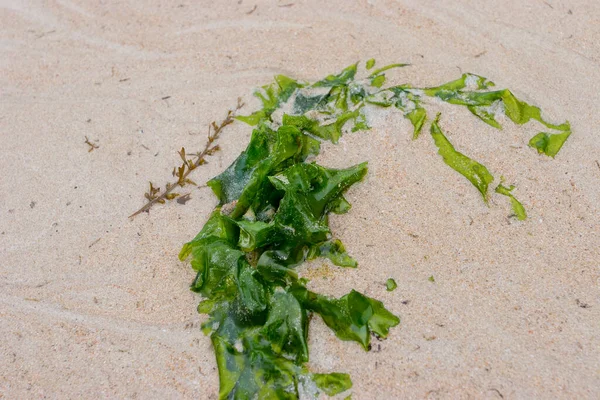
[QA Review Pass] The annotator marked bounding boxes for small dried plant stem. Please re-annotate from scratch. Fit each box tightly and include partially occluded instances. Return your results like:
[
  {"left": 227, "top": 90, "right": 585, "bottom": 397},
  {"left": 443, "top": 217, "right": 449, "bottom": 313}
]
[{"left": 129, "top": 98, "right": 244, "bottom": 218}]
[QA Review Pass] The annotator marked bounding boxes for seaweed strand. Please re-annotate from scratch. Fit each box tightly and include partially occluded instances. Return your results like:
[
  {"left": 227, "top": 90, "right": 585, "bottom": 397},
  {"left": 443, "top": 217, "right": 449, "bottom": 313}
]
[{"left": 129, "top": 98, "right": 244, "bottom": 218}]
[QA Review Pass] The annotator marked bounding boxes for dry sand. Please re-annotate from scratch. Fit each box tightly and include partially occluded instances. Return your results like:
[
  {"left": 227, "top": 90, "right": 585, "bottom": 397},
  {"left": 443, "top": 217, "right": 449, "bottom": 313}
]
[{"left": 1, "top": 0, "right": 599, "bottom": 398}]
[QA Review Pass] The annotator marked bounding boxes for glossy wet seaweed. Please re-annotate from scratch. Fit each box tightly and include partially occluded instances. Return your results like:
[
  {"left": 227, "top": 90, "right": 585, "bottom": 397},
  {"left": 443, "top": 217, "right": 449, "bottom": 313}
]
[{"left": 181, "top": 60, "right": 571, "bottom": 399}]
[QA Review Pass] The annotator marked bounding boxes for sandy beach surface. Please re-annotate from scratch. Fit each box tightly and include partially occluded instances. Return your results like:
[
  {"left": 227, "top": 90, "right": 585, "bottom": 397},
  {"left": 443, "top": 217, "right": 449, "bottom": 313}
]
[{"left": 2, "top": 0, "right": 599, "bottom": 398}]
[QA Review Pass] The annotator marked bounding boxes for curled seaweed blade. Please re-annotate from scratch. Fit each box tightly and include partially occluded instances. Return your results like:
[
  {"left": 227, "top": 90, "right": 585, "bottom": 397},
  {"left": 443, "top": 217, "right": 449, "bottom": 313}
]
[
  {"left": 368, "top": 63, "right": 410, "bottom": 78},
  {"left": 495, "top": 183, "right": 527, "bottom": 220},
  {"left": 430, "top": 114, "right": 494, "bottom": 202},
  {"left": 313, "top": 63, "right": 358, "bottom": 88}
]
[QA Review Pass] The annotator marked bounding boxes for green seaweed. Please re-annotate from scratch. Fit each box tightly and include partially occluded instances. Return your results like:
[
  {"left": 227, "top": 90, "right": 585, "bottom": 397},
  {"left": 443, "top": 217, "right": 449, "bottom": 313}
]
[
  {"left": 181, "top": 118, "right": 391, "bottom": 398},
  {"left": 528, "top": 131, "right": 572, "bottom": 158},
  {"left": 224, "top": 61, "right": 571, "bottom": 209},
  {"left": 424, "top": 75, "right": 570, "bottom": 132},
  {"left": 312, "top": 373, "right": 353, "bottom": 396},
  {"left": 430, "top": 114, "right": 494, "bottom": 202},
  {"left": 368, "top": 63, "right": 410, "bottom": 77},
  {"left": 406, "top": 107, "right": 427, "bottom": 139},
  {"left": 386, "top": 278, "right": 398, "bottom": 292},
  {"left": 423, "top": 73, "right": 495, "bottom": 95},
  {"left": 495, "top": 183, "right": 527, "bottom": 220},
  {"left": 236, "top": 75, "right": 304, "bottom": 125},
  {"left": 370, "top": 74, "right": 387, "bottom": 88},
  {"left": 365, "top": 59, "right": 410, "bottom": 88},
  {"left": 365, "top": 86, "right": 427, "bottom": 138},
  {"left": 179, "top": 60, "right": 572, "bottom": 399},
  {"left": 283, "top": 110, "right": 361, "bottom": 144},
  {"left": 291, "top": 286, "right": 400, "bottom": 350},
  {"left": 313, "top": 63, "right": 358, "bottom": 88},
  {"left": 308, "top": 239, "right": 358, "bottom": 268},
  {"left": 206, "top": 124, "right": 318, "bottom": 219}
]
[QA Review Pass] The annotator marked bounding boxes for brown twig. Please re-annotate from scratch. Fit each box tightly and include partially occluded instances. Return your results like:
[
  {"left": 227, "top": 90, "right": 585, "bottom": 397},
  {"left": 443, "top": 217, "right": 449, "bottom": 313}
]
[
  {"left": 85, "top": 136, "right": 99, "bottom": 152},
  {"left": 129, "top": 97, "right": 244, "bottom": 218}
]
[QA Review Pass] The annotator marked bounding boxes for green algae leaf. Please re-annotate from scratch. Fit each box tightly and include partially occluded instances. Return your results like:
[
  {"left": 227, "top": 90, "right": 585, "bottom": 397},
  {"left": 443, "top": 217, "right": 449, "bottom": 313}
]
[
  {"left": 351, "top": 110, "right": 370, "bottom": 132},
  {"left": 255, "top": 246, "right": 303, "bottom": 286},
  {"left": 364, "top": 89, "right": 396, "bottom": 107},
  {"left": 262, "top": 289, "right": 309, "bottom": 362},
  {"left": 312, "top": 372, "right": 352, "bottom": 396},
  {"left": 179, "top": 208, "right": 238, "bottom": 261},
  {"left": 207, "top": 124, "right": 305, "bottom": 218},
  {"left": 368, "top": 63, "right": 410, "bottom": 78},
  {"left": 430, "top": 114, "right": 494, "bottom": 202},
  {"left": 293, "top": 91, "right": 329, "bottom": 114},
  {"left": 528, "top": 130, "right": 571, "bottom": 158},
  {"left": 308, "top": 239, "right": 358, "bottom": 268},
  {"left": 178, "top": 210, "right": 244, "bottom": 298},
  {"left": 386, "top": 278, "right": 397, "bottom": 292},
  {"left": 371, "top": 74, "right": 386, "bottom": 88},
  {"left": 500, "top": 90, "right": 570, "bottom": 131},
  {"left": 338, "top": 88, "right": 350, "bottom": 112},
  {"left": 194, "top": 262, "right": 343, "bottom": 400},
  {"left": 348, "top": 82, "right": 367, "bottom": 105},
  {"left": 235, "top": 112, "right": 265, "bottom": 126},
  {"left": 424, "top": 73, "right": 495, "bottom": 96},
  {"left": 428, "top": 275, "right": 435, "bottom": 283},
  {"left": 272, "top": 189, "right": 331, "bottom": 244},
  {"left": 313, "top": 63, "right": 358, "bottom": 88},
  {"left": 237, "top": 75, "right": 304, "bottom": 125},
  {"left": 366, "top": 58, "right": 376, "bottom": 70},
  {"left": 283, "top": 110, "right": 361, "bottom": 144},
  {"left": 282, "top": 114, "right": 320, "bottom": 131},
  {"left": 269, "top": 161, "right": 368, "bottom": 217},
  {"left": 206, "top": 124, "right": 276, "bottom": 205},
  {"left": 328, "top": 195, "right": 352, "bottom": 214},
  {"left": 189, "top": 240, "right": 243, "bottom": 296},
  {"left": 207, "top": 283, "right": 350, "bottom": 400},
  {"left": 212, "top": 334, "right": 302, "bottom": 400},
  {"left": 281, "top": 114, "right": 347, "bottom": 142},
  {"left": 495, "top": 183, "right": 527, "bottom": 220},
  {"left": 406, "top": 107, "right": 427, "bottom": 139},
  {"left": 297, "top": 131, "right": 322, "bottom": 162},
  {"left": 366, "top": 86, "right": 426, "bottom": 138},
  {"left": 218, "top": 158, "right": 367, "bottom": 279},
  {"left": 235, "top": 219, "right": 275, "bottom": 252},
  {"left": 423, "top": 76, "right": 570, "bottom": 133},
  {"left": 235, "top": 260, "right": 269, "bottom": 318},
  {"left": 467, "top": 105, "right": 502, "bottom": 129},
  {"left": 292, "top": 286, "right": 400, "bottom": 350}
]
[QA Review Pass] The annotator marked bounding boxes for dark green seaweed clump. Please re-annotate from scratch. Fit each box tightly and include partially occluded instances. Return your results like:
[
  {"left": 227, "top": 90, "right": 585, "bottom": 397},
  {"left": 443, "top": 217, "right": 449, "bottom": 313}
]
[
  {"left": 179, "top": 124, "right": 398, "bottom": 399},
  {"left": 180, "top": 60, "right": 570, "bottom": 399}
]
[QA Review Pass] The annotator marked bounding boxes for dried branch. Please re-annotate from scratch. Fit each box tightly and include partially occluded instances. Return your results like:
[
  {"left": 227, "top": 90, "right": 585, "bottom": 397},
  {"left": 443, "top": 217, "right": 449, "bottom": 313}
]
[
  {"left": 129, "top": 97, "right": 244, "bottom": 218},
  {"left": 85, "top": 136, "right": 99, "bottom": 152}
]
